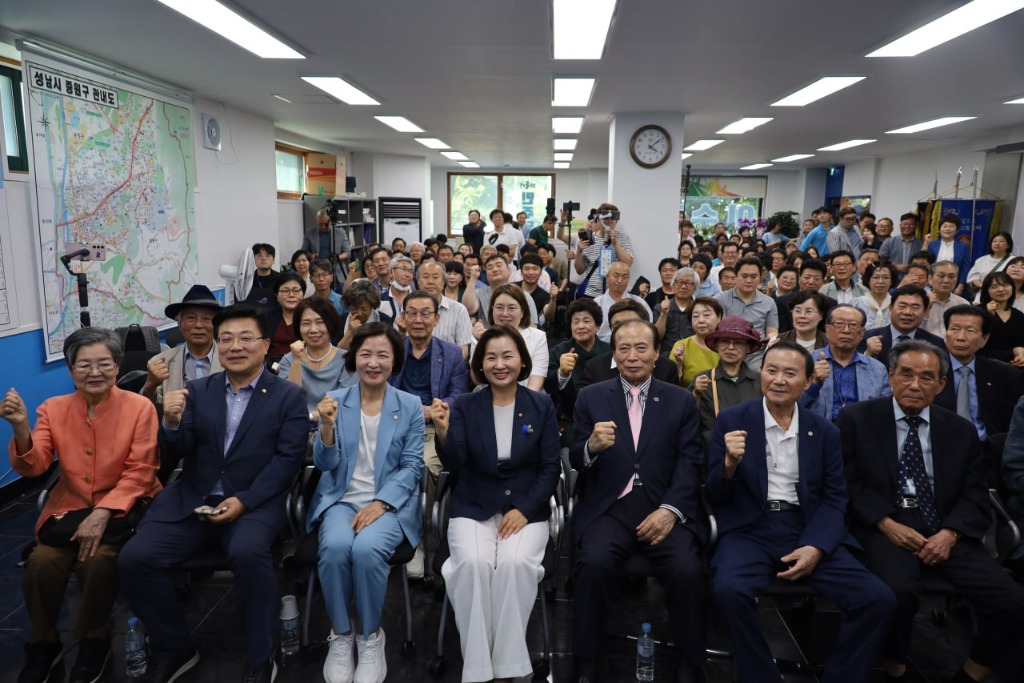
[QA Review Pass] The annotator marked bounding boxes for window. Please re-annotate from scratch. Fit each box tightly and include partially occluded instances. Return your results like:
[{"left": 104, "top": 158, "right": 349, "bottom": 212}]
[
  {"left": 275, "top": 144, "right": 305, "bottom": 198},
  {"left": 0, "top": 63, "right": 29, "bottom": 173},
  {"left": 447, "top": 173, "right": 555, "bottom": 236}
]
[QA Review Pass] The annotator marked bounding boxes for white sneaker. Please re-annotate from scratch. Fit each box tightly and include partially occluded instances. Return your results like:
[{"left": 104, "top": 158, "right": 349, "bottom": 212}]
[
  {"left": 407, "top": 545, "right": 425, "bottom": 579},
  {"left": 354, "top": 629, "right": 386, "bottom": 683},
  {"left": 323, "top": 631, "right": 355, "bottom": 683}
]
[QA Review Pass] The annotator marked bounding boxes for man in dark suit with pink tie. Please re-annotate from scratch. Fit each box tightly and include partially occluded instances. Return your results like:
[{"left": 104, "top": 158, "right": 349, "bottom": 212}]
[{"left": 569, "top": 319, "right": 705, "bottom": 683}]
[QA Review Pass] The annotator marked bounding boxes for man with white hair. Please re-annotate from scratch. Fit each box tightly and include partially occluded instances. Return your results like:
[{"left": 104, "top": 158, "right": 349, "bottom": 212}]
[
  {"left": 380, "top": 254, "right": 416, "bottom": 323},
  {"left": 594, "top": 261, "right": 652, "bottom": 343}
]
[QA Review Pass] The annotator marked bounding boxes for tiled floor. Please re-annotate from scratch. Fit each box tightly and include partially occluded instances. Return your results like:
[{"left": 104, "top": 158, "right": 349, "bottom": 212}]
[{"left": 0, "top": 488, "right": 1003, "bottom": 683}]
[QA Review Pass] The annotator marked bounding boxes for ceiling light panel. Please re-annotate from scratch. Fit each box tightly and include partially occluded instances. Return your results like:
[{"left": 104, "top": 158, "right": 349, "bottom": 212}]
[
  {"left": 772, "top": 154, "right": 815, "bottom": 163},
  {"left": 156, "top": 0, "right": 304, "bottom": 58},
  {"left": 459, "top": 161, "right": 480, "bottom": 168},
  {"left": 867, "top": 0, "right": 1024, "bottom": 58},
  {"left": 554, "top": 152, "right": 574, "bottom": 162},
  {"left": 554, "top": 139, "right": 578, "bottom": 151},
  {"left": 554, "top": 162, "right": 571, "bottom": 169},
  {"left": 374, "top": 116, "right": 423, "bottom": 133},
  {"left": 553, "top": 0, "right": 617, "bottom": 59},
  {"left": 414, "top": 137, "right": 450, "bottom": 150},
  {"left": 552, "top": 117, "right": 585, "bottom": 134},
  {"left": 684, "top": 139, "right": 724, "bottom": 151},
  {"left": 441, "top": 151, "right": 468, "bottom": 161},
  {"left": 301, "top": 76, "right": 379, "bottom": 105},
  {"left": 771, "top": 76, "right": 866, "bottom": 107},
  {"left": 1006, "top": 97, "right": 1024, "bottom": 104},
  {"left": 716, "top": 117, "right": 773, "bottom": 135},
  {"left": 740, "top": 163, "right": 773, "bottom": 170},
  {"left": 680, "top": 153, "right": 692, "bottom": 160},
  {"left": 886, "top": 116, "right": 977, "bottom": 134},
  {"left": 552, "top": 78, "right": 596, "bottom": 107},
  {"left": 817, "top": 139, "right": 876, "bottom": 151}
]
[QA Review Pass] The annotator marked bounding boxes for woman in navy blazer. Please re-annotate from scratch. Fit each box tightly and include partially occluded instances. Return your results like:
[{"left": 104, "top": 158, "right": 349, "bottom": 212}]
[
  {"left": 306, "top": 323, "right": 424, "bottom": 683},
  {"left": 926, "top": 215, "right": 973, "bottom": 292},
  {"left": 430, "top": 325, "right": 561, "bottom": 683}
]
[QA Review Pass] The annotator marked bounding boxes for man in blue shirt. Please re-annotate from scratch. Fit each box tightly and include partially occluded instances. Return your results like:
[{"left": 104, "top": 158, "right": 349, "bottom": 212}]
[{"left": 800, "top": 207, "right": 833, "bottom": 257}]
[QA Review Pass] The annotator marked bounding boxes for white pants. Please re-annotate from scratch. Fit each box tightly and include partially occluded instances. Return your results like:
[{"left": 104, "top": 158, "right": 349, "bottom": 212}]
[{"left": 442, "top": 515, "right": 548, "bottom": 682}]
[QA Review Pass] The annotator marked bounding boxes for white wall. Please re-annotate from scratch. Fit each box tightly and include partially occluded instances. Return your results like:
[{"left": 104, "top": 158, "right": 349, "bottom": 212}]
[
  {"left": 555, "top": 169, "right": 609, "bottom": 221},
  {"left": 764, "top": 171, "right": 802, "bottom": 218},
  {"left": 277, "top": 199, "right": 304, "bottom": 260},
  {"left": 371, "top": 154, "right": 432, "bottom": 237},
  {"left": 193, "top": 100, "right": 278, "bottom": 285},
  {"left": 864, "top": 144, "right": 988, "bottom": 219},
  {"left": 842, "top": 159, "right": 879, "bottom": 197}
]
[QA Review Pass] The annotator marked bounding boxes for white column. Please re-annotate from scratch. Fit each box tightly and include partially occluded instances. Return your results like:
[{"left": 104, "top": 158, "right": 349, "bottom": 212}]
[{"left": 607, "top": 113, "right": 685, "bottom": 288}]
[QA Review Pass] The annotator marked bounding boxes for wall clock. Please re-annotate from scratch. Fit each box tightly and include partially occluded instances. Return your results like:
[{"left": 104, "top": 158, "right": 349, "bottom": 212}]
[{"left": 629, "top": 124, "right": 671, "bottom": 168}]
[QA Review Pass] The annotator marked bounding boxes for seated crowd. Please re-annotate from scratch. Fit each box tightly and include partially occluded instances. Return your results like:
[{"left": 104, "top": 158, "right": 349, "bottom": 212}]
[{"left": 5, "top": 202, "right": 1024, "bottom": 683}]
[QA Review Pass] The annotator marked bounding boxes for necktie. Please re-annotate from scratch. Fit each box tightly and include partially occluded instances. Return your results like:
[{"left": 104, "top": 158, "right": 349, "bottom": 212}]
[
  {"left": 897, "top": 334, "right": 910, "bottom": 343},
  {"left": 617, "top": 386, "right": 643, "bottom": 499},
  {"left": 899, "top": 415, "right": 940, "bottom": 532},
  {"left": 956, "top": 366, "right": 972, "bottom": 422}
]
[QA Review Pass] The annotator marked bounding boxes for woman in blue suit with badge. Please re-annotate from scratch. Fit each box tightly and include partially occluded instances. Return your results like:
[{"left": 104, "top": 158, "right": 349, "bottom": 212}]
[
  {"left": 429, "top": 325, "right": 561, "bottom": 683},
  {"left": 307, "top": 322, "right": 424, "bottom": 683}
]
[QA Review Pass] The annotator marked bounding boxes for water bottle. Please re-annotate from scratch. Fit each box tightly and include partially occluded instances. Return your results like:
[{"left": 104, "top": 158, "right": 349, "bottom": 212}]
[
  {"left": 280, "top": 595, "right": 300, "bottom": 657},
  {"left": 124, "top": 617, "right": 147, "bottom": 679},
  {"left": 636, "top": 622, "right": 654, "bottom": 681}
]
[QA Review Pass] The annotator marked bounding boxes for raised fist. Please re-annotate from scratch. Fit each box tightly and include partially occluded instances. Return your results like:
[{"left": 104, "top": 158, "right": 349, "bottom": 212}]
[
  {"left": 0, "top": 388, "right": 28, "bottom": 427},
  {"left": 163, "top": 389, "right": 189, "bottom": 429}
]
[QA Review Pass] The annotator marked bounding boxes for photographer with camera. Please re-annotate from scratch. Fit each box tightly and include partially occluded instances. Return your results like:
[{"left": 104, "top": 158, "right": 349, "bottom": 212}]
[{"left": 570, "top": 202, "right": 635, "bottom": 299}]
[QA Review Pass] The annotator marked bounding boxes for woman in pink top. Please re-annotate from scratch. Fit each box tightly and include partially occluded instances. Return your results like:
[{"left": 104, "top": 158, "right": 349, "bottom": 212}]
[{"left": 3, "top": 327, "right": 161, "bottom": 683}]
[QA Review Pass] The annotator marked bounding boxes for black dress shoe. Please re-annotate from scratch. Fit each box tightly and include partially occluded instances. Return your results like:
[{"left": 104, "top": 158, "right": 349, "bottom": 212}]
[
  {"left": 17, "top": 640, "right": 63, "bottom": 683},
  {"left": 148, "top": 648, "right": 200, "bottom": 683},
  {"left": 69, "top": 638, "right": 110, "bottom": 683}
]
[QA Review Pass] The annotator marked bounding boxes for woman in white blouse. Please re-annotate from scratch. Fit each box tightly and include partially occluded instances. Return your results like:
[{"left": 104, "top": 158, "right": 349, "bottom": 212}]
[
  {"left": 853, "top": 261, "right": 896, "bottom": 329},
  {"left": 483, "top": 284, "right": 548, "bottom": 391},
  {"left": 967, "top": 232, "right": 1014, "bottom": 298}
]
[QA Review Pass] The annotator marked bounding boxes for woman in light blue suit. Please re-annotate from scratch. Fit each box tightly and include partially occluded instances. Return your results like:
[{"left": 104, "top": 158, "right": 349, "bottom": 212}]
[
  {"left": 926, "top": 214, "right": 972, "bottom": 292},
  {"left": 307, "top": 322, "right": 424, "bottom": 683}
]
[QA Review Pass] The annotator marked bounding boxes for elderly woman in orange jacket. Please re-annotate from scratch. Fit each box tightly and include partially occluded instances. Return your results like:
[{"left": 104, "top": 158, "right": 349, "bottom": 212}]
[{"left": 2, "top": 327, "right": 161, "bottom": 683}]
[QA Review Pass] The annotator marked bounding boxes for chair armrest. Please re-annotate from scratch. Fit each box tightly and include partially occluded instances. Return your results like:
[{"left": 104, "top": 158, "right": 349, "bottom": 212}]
[
  {"left": 432, "top": 471, "right": 451, "bottom": 547},
  {"left": 989, "top": 488, "right": 1022, "bottom": 561},
  {"left": 700, "top": 485, "right": 718, "bottom": 548}
]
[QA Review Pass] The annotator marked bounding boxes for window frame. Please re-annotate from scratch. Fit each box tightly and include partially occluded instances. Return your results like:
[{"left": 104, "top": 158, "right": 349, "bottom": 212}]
[
  {"left": 274, "top": 142, "right": 306, "bottom": 199},
  {"left": 446, "top": 172, "right": 556, "bottom": 237},
  {"left": 0, "top": 59, "right": 30, "bottom": 175}
]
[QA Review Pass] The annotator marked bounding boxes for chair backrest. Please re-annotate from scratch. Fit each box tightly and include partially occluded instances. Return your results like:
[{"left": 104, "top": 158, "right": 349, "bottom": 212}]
[{"left": 116, "top": 324, "right": 161, "bottom": 384}]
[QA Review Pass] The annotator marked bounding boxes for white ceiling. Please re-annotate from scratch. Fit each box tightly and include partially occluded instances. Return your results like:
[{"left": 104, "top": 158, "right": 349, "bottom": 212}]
[{"left": 3, "top": 0, "right": 1024, "bottom": 171}]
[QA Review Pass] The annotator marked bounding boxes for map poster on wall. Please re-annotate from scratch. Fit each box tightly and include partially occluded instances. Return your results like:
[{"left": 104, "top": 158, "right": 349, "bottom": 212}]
[{"left": 25, "top": 58, "right": 198, "bottom": 361}]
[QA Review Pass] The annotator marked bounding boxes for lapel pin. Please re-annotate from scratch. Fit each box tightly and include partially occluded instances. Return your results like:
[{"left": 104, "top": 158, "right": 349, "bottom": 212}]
[
  {"left": 393, "top": 414, "right": 399, "bottom": 420},
  {"left": 261, "top": 388, "right": 267, "bottom": 394},
  {"left": 518, "top": 413, "right": 523, "bottom": 418},
  {"left": 653, "top": 397, "right": 660, "bottom": 402},
  {"left": 807, "top": 431, "right": 813, "bottom": 436},
  {"left": 521, "top": 424, "right": 534, "bottom": 434}
]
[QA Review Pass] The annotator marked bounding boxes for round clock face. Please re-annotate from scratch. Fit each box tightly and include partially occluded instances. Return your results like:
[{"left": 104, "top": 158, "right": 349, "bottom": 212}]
[{"left": 630, "top": 125, "right": 671, "bottom": 168}]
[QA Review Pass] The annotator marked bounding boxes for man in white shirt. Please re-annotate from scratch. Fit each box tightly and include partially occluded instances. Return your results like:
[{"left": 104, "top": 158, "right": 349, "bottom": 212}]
[
  {"left": 484, "top": 209, "right": 519, "bottom": 258},
  {"left": 593, "top": 262, "right": 652, "bottom": 342},
  {"left": 923, "top": 261, "right": 969, "bottom": 338},
  {"left": 415, "top": 262, "right": 473, "bottom": 357}
]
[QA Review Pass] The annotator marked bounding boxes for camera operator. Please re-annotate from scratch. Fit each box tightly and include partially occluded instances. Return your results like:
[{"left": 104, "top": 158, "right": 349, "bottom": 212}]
[{"left": 567, "top": 202, "right": 635, "bottom": 299}]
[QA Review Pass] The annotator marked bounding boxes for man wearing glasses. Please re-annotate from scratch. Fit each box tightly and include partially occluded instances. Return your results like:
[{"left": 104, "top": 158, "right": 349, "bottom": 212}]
[
  {"left": 800, "top": 305, "right": 890, "bottom": 422},
  {"left": 827, "top": 207, "right": 864, "bottom": 258},
  {"left": 379, "top": 254, "right": 417, "bottom": 324},
  {"left": 119, "top": 305, "right": 308, "bottom": 683}
]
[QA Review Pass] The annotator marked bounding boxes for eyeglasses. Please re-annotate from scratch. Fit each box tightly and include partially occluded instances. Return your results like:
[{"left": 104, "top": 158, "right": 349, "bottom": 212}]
[
  {"left": 493, "top": 305, "right": 521, "bottom": 314},
  {"left": 404, "top": 310, "right": 437, "bottom": 320},
  {"left": 894, "top": 370, "right": 939, "bottom": 386},
  {"left": 311, "top": 272, "right": 332, "bottom": 280},
  {"left": 278, "top": 288, "right": 304, "bottom": 295},
  {"left": 217, "top": 335, "right": 264, "bottom": 347},
  {"left": 393, "top": 266, "right": 414, "bottom": 273},
  {"left": 72, "top": 360, "right": 117, "bottom": 374},
  {"left": 827, "top": 321, "right": 863, "bottom": 331}
]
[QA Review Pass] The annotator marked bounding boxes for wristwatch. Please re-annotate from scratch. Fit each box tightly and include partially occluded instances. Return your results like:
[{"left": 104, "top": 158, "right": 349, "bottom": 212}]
[{"left": 373, "top": 499, "right": 393, "bottom": 512}]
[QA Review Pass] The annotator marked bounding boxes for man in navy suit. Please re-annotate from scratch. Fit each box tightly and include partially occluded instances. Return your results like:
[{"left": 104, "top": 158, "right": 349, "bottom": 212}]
[
  {"left": 118, "top": 306, "right": 308, "bottom": 683},
  {"left": 859, "top": 285, "right": 944, "bottom": 361},
  {"left": 570, "top": 319, "right": 705, "bottom": 683},
  {"left": 708, "top": 341, "right": 895, "bottom": 682}
]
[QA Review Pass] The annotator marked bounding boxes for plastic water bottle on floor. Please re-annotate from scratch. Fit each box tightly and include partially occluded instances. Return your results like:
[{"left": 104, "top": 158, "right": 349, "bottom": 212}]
[
  {"left": 280, "top": 595, "right": 300, "bottom": 657},
  {"left": 125, "top": 617, "right": 147, "bottom": 679},
  {"left": 636, "top": 622, "right": 654, "bottom": 681}
]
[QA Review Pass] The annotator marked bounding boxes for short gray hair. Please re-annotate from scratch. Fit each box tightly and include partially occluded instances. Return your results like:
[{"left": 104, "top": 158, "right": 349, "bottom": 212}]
[
  {"left": 63, "top": 327, "right": 123, "bottom": 370},
  {"left": 672, "top": 267, "right": 700, "bottom": 289},
  {"left": 930, "top": 260, "right": 958, "bottom": 275},
  {"left": 390, "top": 254, "right": 414, "bottom": 271},
  {"left": 888, "top": 339, "right": 949, "bottom": 378}
]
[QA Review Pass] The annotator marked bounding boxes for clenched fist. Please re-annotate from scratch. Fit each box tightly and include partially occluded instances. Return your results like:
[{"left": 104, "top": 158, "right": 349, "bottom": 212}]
[
  {"left": 146, "top": 356, "right": 170, "bottom": 388},
  {"left": 427, "top": 398, "right": 450, "bottom": 437},
  {"left": 864, "top": 335, "right": 883, "bottom": 357},
  {"left": 692, "top": 374, "right": 710, "bottom": 395},
  {"left": 559, "top": 348, "right": 578, "bottom": 377},
  {"left": 162, "top": 389, "right": 189, "bottom": 429},
  {"left": 723, "top": 430, "right": 747, "bottom": 473},
  {"left": 318, "top": 395, "right": 340, "bottom": 446},
  {"left": 587, "top": 421, "right": 617, "bottom": 455},
  {"left": 290, "top": 340, "right": 306, "bottom": 359},
  {"left": 0, "top": 387, "right": 28, "bottom": 427}
]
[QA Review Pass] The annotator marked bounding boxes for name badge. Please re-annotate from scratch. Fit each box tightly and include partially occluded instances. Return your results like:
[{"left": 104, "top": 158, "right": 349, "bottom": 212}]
[{"left": 597, "top": 247, "right": 615, "bottom": 277}]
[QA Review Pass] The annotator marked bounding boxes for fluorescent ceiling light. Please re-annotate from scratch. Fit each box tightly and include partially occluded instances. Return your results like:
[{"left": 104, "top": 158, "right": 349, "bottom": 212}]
[
  {"left": 554, "top": 152, "right": 574, "bottom": 162},
  {"left": 554, "top": 162, "right": 571, "bottom": 169},
  {"left": 414, "top": 137, "right": 450, "bottom": 150},
  {"left": 552, "top": 117, "right": 585, "bottom": 134},
  {"left": 553, "top": 0, "right": 616, "bottom": 59},
  {"left": 771, "top": 76, "right": 866, "bottom": 107},
  {"left": 740, "top": 163, "right": 773, "bottom": 170},
  {"left": 716, "top": 117, "right": 773, "bottom": 135},
  {"left": 867, "top": 0, "right": 1024, "bottom": 58},
  {"left": 680, "top": 153, "right": 693, "bottom": 160},
  {"left": 684, "top": 139, "right": 724, "bottom": 151},
  {"left": 155, "top": 0, "right": 304, "bottom": 58},
  {"left": 459, "top": 161, "right": 480, "bottom": 168},
  {"left": 374, "top": 116, "right": 423, "bottom": 133},
  {"left": 301, "top": 76, "right": 379, "bottom": 105},
  {"left": 441, "top": 151, "right": 468, "bottom": 161},
  {"left": 1006, "top": 97, "right": 1024, "bottom": 104},
  {"left": 552, "top": 77, "right": 596, "bottom": 107},
  {"left": 817, "top": 139, "right": 876, "bottom": 151},
  {"left": 886, "top": 116, "right": 977, "bottom": 134},
  {"left": 772, "top": 153, "right": 815, "bottom": 163},
  {"left": 272, "top": 94, "right": 292, "bottom": 103},
  {"left": 554, "top": 139, "right": 578, "bottom": 151}
]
